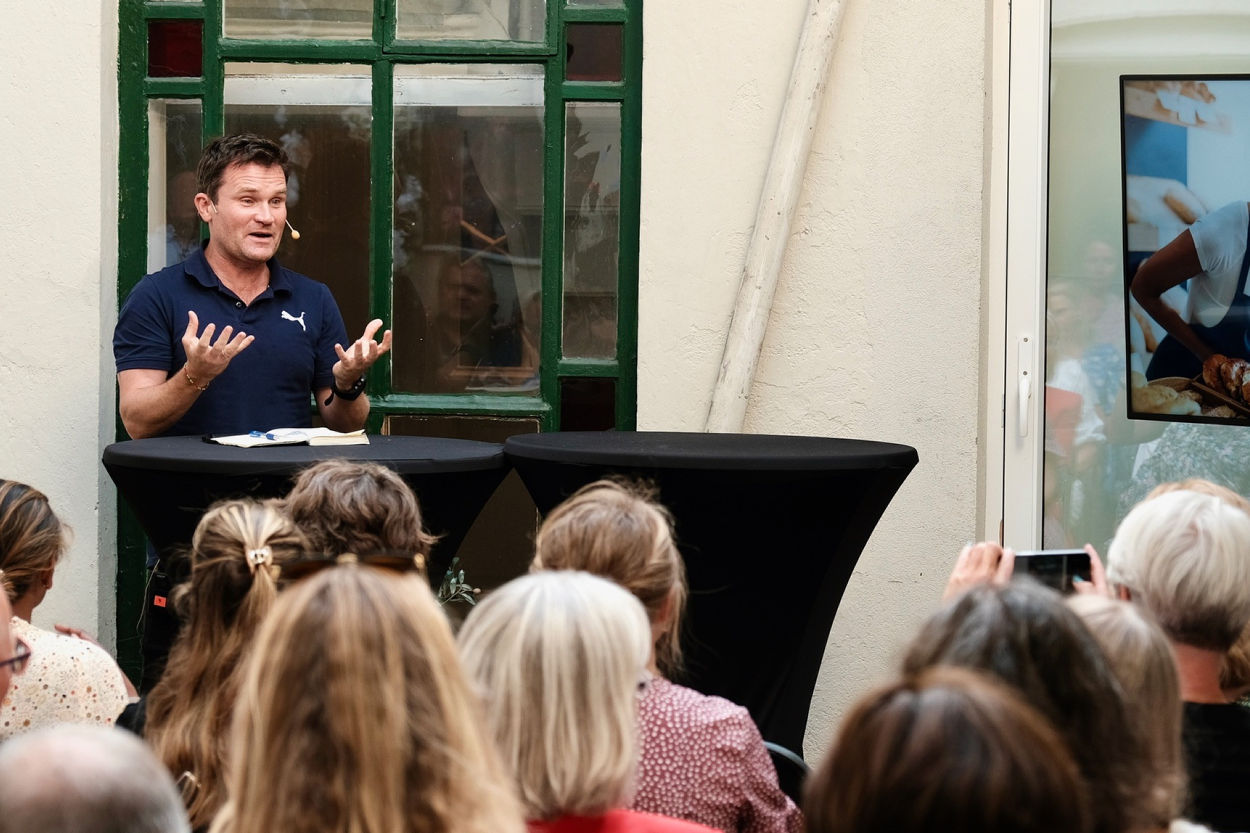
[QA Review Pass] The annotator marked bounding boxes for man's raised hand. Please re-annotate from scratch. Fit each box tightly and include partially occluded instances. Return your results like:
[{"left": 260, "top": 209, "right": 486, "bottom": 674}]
[
  {"left": 182, "top": 310, "right": 254, "bottom": 385},
  {"left": 333, "top": 318, "right": 393, "bottom": 382}
]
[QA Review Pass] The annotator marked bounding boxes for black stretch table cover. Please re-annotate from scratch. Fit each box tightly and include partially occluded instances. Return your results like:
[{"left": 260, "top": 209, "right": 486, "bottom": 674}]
[
  {"left": 103, "top": 435, "right": 508, "bottom": 573},
  {"left": 505, "top": 431, "right": 918, "bottom": 755}
]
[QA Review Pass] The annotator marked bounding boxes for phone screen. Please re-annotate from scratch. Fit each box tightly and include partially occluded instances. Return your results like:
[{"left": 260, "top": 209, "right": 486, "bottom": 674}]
[{"left": 1013, "top": 549, "right": 1092, "bottom": 594}]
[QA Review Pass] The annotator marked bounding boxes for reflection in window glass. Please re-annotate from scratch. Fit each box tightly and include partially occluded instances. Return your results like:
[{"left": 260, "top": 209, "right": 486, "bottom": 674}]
[
  {"left": 563, "top": 102, "right": 620, "bottom": 360},
  {"left": 1043, "top": 2, "right": 1250, "bottom": 549},
  {"left": 224, "top": 64, "right": 373, "bottom": 336},
  {"left": 396, "top": 0, "right": 544, "bottom": 42},
  {"left": 223, "top": 0, "right": 372, "bottom": 40},
  {"left": 147, "top": 100, "right": 203, "bottom": 273},
  {"left": 391, "top": 65, "right": 545, "bottom": 395}
]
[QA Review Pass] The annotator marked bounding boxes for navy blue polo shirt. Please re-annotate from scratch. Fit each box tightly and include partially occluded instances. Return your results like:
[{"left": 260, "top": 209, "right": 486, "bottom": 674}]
[{"left": 113, "top": 247, "right": 349, "bottom": 437}]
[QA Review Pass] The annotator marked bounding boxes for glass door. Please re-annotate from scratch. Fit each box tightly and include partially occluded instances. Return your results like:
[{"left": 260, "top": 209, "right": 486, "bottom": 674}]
[{"left": 1005, "top": 0, "right": 1250, "bottom": 551}]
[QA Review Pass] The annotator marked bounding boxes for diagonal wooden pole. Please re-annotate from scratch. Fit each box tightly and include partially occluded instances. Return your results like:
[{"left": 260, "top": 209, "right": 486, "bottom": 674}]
[{"left": 705, "top": 0, "right": 851, "bottom": 433}]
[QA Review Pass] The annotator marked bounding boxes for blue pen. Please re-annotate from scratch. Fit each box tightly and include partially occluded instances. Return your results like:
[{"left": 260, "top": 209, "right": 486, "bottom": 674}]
[{"left": 249, "top": 430, "right": 278, "bottom": 441}]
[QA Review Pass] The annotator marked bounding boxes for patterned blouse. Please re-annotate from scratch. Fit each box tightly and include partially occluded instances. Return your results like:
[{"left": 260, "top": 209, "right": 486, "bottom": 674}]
[
  {"left": 0, "top": 617, "right": 131, "bottom": 739},
  {"left": 629, "top": 676, "right": 802, "bottom": 833}
]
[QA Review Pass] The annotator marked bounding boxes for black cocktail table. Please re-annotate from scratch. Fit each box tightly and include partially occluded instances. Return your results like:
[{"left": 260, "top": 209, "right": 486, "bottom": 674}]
[
  {"left": 104, "top": 435, "right": 508, "bottom": 568},
  {"left": 104, "top": 435, "right": 509, "bottom": 687},
  {"left": 504, "top": 431, "right": 918, "bottom": 756}
]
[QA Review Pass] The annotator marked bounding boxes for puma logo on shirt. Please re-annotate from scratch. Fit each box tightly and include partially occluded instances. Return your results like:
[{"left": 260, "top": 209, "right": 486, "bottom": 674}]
[{"left": 281, "top": 310, "right": 307, "bottom": 332}]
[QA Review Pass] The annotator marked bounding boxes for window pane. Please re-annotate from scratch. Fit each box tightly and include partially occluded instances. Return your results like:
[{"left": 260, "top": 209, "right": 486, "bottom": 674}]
[
  {"left": 148, "top": 20, "right": 203, "bottom": 78},
  {"left": 560, "top": 377, "right": 614, "bottom": 429},
  {"left": 1042, "top": 2, "right": 1250, "bottom": 549},
  {"left": 396, "top": 0, "right": 544, "bottom": 42},
  {"left": 224, "top": 64, "right": 373, "bottom": 338},
  {"left": 223, "top": 0, "right": 371, "bottom": 40},
  {"left": 392, "top": 65, "right": 544, "bottom": 395},
  {"left": 562, "top": 102, "right": 620, "bottom": 359},
  {"left": 147, "top": 100, "right": 203, "bottom": 273},
  {"left": 566, "top": 24, "right": 622, "bottom": 82}
]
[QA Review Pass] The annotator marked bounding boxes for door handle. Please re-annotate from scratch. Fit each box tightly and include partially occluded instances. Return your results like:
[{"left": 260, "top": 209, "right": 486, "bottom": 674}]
[{"left": 1018, "top": 335, "right": 1034, "bottom": 438}]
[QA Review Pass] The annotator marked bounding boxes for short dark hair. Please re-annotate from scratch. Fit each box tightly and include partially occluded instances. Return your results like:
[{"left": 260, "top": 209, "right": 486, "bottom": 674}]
[{"left": 195, "top": 133, "right": 290, "bottom": 202}]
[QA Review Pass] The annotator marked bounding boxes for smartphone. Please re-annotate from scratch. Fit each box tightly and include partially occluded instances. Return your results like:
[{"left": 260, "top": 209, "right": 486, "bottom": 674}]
[{"left": 1012, "top": 549, "right": 1092, "bottom": 594}]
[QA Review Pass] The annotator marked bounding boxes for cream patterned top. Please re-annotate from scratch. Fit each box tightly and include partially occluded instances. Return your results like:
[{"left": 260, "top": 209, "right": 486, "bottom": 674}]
[{"left": 0, "top": 617, "right": 130, "bottom": 738}]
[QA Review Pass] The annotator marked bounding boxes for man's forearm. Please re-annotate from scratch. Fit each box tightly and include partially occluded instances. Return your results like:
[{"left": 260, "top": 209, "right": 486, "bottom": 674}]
[
  {"left": 118, "top": 366, "right": 205, "bottom": 439},
  {"left": 319, "top": 390, "right": 370, "bottom": 432}
]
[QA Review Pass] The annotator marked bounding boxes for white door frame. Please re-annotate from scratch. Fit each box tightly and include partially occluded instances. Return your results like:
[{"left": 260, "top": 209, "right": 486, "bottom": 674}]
[{"left": 985, "top": 0, "right": 1050, "bottom": 548}]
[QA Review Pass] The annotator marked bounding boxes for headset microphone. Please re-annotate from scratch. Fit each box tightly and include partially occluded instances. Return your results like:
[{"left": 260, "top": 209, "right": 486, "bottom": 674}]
[{"left": 285, "top": 219, "right": 301, "bottom": 240}]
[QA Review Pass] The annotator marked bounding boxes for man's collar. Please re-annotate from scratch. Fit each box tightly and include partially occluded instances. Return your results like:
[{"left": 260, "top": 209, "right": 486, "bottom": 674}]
[{"left": 184, "top": 244, "right": 293, "bottom": 296}]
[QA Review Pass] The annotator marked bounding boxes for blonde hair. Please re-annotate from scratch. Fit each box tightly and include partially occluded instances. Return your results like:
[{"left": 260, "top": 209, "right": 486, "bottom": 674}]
[
  {"left": 458, "top": 571, "right": 652, "bottom": 821},
  {"left": 1107, "top": 487, "right": 1250, "bottom": 649},
  {"left": 532, "top": 479, "right": 686, "bottom": 674},
  {"left": 1067, "top": 594, "right": 1185, "bottom": 829},
  {"left": 145, "top": 499, "right": 308, "bottom": 831},
  {"left": 284, "top": 459, "right": 436, "bottom": 558},
  {"left": 0, "top": 480, "right": 68, "bottom": 603},
  {"left": 211, "top": 566, "right": 523, "bottom": 833}
]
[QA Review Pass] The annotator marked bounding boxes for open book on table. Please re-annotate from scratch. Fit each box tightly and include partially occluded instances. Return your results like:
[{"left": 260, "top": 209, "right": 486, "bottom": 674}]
[{"left": 208, "top": 427, "right": 369, "bottom": 448}]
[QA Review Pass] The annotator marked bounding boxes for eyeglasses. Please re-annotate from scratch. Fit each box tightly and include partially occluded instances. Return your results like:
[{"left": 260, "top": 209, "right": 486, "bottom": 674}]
[
  {"left": 0, "top": 637, "right": 31, "bottom": 676},
  {"left": 279, "top": 552, "right": 426, "bottom": 583}
]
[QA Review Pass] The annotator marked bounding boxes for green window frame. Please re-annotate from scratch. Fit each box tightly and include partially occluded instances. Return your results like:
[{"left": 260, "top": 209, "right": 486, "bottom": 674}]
[{"left": 115, "top": 0, "right": 641, "bottom": 675}]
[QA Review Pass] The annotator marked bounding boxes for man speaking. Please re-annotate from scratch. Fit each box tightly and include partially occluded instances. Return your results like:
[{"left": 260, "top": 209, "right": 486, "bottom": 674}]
[{"left": 113, "top": 133, "right": 390, "bottom": 438}]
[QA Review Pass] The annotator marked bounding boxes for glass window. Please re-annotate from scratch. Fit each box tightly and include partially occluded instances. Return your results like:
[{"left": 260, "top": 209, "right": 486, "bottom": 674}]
[
  {"left": 565, "top": 24, "right": 622, "bottom": 82},
  {"left": 562, "top": 101, "right": 620, "bottom": 359},
  {"left": 148, "top": 20, "right": 203, "bottom": 78},
  {"left": 223, "top": 63, "right": 373, "bottom": 336},
  {"left": 395, "top": 0, "right": 545, "bottom": 42},
  {"left": 147, "top": 100, "right": 203, "bottom": 272},
  {"left": 1042, "top": 2, "right": 1250, "bottom": 549},
  {"left": 223, "top": 0, "right": 372, "bottom": 40},
  {"left": 391, "top": 64, "right": 544, "bottom": 395}
]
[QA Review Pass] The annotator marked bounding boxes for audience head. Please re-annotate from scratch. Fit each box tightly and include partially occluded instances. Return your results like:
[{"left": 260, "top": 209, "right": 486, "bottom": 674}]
[
  {"left": 0, "top": 479, "right": 68, "bottom": 605},
  {"left": 213, "top": 564, "right": 522, "bottom": 833},
  {"left": 1222, "top": 623, "right": 1250, "bottom": 700},
  {"left": 0, "top": 580, "right": 18, "bottom": 701},
  {"left": 146, "top": 499, "right": 309, "bottom": 830},
  {"left": 804, "top": 666, "right": 1092, "bottom": 833},
  {"left": 1068, "top": 594, "right": 1185, "bottom": 829},
  {"left": 902, "top": 581, "right": 1140, "bottom": 833},
  {"left": 1107, "top": 485, "right": 1250, "bottom": 650},
  {"left": 532, "top": 478, "right": 686, "bottom": 674},
  {"left": 284, "top": 459, "right": 436, "bottom": 562},
  {"left": 0, "top": 724, "right": 190, "bottom": 833},
  {"left": 458, "top": 571, "right": 652, "bottom": 821}
]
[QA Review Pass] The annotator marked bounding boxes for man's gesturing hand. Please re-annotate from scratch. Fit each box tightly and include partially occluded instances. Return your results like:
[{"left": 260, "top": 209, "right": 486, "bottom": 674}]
[
  {"left": 333, "top": 318, "right": 393, "bottom": 384},
  {"left": 182, "top": 310, "right": 254, "bottom": 385}
]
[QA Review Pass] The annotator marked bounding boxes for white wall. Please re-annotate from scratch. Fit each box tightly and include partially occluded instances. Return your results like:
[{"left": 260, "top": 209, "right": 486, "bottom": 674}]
[
  {"left": 640, "top": 0, "right": 990, "bottom": 758},
  {"left": 0, "top": 5, "right": 118, "bottom": 644}
]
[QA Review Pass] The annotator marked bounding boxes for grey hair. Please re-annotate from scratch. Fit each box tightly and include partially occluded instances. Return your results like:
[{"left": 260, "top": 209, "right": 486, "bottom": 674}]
[
  {"left": 1107, "top": 488, "right": 1250, "bottom": 650},
  {"left": 458, "top": 571, "right": 652, "bottom": 820},
  {"left": 0, "top": 724, "right": 190, "bottom": 833}
]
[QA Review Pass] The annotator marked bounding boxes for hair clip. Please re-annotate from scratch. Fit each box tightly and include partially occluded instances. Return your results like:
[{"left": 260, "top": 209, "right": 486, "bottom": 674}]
[{"left": 246, "top": 546, "right": 273, "bottom": 572}]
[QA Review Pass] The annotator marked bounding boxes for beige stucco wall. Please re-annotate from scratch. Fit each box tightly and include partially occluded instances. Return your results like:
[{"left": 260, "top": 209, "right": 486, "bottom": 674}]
[
  {"left": 639, "top": 0, "right": 990, "bottom": 759},
  {"left": 0, "top": 5, "right": 118, "bottom": 644}
]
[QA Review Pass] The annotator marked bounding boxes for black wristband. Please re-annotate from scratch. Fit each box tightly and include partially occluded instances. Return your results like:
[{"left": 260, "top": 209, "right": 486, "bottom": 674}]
[{"left": 324, "top": 374, "right": 367, "bottom": 405}]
